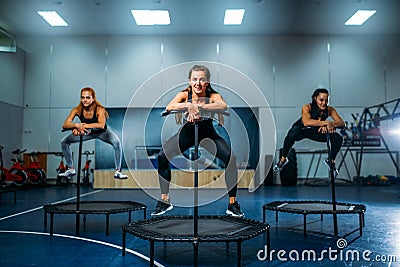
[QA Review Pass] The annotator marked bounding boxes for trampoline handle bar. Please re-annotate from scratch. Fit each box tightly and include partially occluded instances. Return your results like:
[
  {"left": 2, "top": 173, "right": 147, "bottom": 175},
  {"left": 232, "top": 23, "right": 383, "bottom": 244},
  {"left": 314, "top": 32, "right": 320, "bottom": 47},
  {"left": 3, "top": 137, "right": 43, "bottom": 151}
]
[
  {"left": 160, "top": 109, "right": 230, "bottom": 117},
  {"left": 61, "top": 128, "right": 106, "bottom": 134}
]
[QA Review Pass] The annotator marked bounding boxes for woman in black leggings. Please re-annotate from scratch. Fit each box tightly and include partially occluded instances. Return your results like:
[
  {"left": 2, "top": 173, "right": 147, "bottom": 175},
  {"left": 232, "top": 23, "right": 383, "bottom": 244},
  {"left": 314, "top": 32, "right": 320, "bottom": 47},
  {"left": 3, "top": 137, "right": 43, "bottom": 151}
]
[
  {"left": 274, "top": 88, "right": 345, "bottom": 174},
  {"left": 151, "top": 65, "right": 243, "bottom": 217}
]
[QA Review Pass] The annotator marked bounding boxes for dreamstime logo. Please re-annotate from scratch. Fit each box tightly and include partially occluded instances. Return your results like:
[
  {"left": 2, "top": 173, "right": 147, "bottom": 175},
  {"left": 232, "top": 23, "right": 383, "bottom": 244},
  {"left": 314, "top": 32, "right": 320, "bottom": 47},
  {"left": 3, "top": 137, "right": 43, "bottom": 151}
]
[{"left": 257, "top": 238, "right": 397, "bottom": 263}]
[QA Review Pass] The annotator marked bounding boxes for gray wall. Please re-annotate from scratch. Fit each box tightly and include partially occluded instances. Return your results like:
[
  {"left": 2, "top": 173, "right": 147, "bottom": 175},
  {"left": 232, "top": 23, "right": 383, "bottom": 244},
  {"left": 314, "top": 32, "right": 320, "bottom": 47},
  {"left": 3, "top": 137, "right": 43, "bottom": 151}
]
[
  {"left": 0, "top": 48, "right": 24, "bottom": 165},
  {"left": 1, "top": 34, "right": 399, "bottom": 181}
]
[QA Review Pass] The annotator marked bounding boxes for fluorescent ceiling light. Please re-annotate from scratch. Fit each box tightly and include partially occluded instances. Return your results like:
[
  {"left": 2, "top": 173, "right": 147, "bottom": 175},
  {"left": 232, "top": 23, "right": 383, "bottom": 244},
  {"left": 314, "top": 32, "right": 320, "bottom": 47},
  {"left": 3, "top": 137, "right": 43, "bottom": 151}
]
[
  {"left": 224, "top": 9, "right": 245, "bottom": 25},
  {"left": 131, "top": 10, "right": 170, "bottom": 25},
  {"left": 345, "top": 10, "right": 376, "bottom": 26},
  {"left": 37, "top": 11, "right": 68, "bottom": 26}
]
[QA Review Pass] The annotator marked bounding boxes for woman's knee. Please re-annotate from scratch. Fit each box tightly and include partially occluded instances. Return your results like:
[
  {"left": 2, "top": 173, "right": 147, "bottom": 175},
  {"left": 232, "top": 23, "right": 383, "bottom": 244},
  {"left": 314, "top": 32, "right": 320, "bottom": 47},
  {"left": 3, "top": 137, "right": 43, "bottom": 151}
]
[
  {"left": 158, "top": 152, "right": 169, "bottom": 168},
  {"left": 331, "top": 133, "right": 343, "bottom": 144}
]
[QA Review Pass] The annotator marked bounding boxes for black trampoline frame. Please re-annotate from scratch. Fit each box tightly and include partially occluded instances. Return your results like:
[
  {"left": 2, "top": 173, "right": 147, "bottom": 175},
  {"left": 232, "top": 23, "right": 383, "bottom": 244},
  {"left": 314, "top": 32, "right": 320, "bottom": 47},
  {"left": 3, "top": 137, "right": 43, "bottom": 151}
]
[
  {"left": 122, "top": 110, "right": 270, "bottom": 266},
  {"left": 263, "top": 200, "right": 366, "bottom": 236},
  {"left": 43, "top": 129, "right": 147, "bottom": 236},
  {"left": 268, "top": 132, "right": 367, "bottom": 237},
  {"left": 43, "top": 200, "right": 146, "bottom": 236},
  {"left": 122, "top": 215, "right": 270, "bottom": 266}
]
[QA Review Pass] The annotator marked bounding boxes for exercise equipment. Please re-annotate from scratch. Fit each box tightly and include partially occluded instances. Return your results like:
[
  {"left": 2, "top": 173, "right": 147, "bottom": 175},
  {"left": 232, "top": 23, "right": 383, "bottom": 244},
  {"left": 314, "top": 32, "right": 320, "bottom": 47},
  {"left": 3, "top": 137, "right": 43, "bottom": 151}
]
[
  {"left": 0, "top": 147, "right": 27, "bottom": 186},
  {"left": 349, "top": 97, "right": 400, "bottom": 178},
  {"left": 0, "top": 145, "right": 17, "bottom": 203},
  {"left": 122, "top": 110, "right": 270, "bottom": 266},
  {"left": 43, "top": 128, "right": 146, "bottom": 236},
  {"left": 264, "top": 132, "right": 366, "bottom": 237}
]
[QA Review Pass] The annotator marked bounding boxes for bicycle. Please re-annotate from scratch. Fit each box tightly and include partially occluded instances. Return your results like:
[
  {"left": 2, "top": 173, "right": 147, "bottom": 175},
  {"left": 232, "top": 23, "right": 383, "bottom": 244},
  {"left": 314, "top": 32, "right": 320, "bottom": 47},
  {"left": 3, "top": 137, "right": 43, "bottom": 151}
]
[
  {"left": 55, "top": 152, "right": 69, "bottom": 186},
  {"left": 25, "top": 151, "right": 47, "bottom": 185},
  {"left": 10, "top": 149, "right": 45, "bottom": 185},
  {"left": 0, "top": 146, "right": 27, "bottom": 186},
  {"left": 82, "top": 150, "right": 94, "bottom": 186}
]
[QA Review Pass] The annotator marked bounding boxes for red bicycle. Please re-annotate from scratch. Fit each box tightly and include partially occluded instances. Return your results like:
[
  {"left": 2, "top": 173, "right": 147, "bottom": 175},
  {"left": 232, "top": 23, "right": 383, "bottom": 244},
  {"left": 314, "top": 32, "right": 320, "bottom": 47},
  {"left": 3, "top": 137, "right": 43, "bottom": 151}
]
[
  {"left": 56, "top": 152, "right": 69, "bottom": 185},
  {"left": 9, "top": 149, "right": 46, "bottom": 185},
  {"left": 0, "top": 146, "right": 27, "bottom": 186},
  {"left": 82, "top": 150, "right": 94, "bottom": 185}
]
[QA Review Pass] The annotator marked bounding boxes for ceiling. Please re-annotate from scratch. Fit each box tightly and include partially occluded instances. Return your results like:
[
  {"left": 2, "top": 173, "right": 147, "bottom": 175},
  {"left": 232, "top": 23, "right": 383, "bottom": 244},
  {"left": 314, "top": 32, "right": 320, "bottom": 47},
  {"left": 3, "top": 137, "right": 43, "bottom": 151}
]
[{"left": 0, "top": 0, "right": 400, "bottom": 37}]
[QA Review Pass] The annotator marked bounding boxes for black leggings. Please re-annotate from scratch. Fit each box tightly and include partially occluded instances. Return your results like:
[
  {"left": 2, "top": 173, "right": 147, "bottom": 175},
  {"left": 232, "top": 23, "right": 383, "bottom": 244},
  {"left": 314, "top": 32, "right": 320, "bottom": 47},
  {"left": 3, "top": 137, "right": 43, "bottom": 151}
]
[
  {"left": 158, "top": 120, "right": 238, "bottom": 197},
  {"left": 281, "top": 124, "right": 343, "bottom": 160}
]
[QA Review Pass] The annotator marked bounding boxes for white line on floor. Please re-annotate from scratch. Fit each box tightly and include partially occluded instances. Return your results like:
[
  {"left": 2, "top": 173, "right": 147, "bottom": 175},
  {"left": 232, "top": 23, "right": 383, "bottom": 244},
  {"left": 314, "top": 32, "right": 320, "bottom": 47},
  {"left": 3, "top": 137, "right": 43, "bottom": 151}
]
[
  {"left": 0, "top": 190, "right": 102, "bottom": 221},
  {"left": 0, "top": 230, "right": 164, "bottom": 267}
]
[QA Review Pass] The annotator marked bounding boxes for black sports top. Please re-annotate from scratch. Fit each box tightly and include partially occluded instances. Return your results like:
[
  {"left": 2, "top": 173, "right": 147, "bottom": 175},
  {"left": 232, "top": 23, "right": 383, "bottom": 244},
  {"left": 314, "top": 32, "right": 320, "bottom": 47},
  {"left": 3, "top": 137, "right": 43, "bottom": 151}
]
[
  {"left": 78, "top": 108, "right": 107, "bottom": 133},
  {"left": 294, "top": 102, "right": 329, "bottom": 127}
]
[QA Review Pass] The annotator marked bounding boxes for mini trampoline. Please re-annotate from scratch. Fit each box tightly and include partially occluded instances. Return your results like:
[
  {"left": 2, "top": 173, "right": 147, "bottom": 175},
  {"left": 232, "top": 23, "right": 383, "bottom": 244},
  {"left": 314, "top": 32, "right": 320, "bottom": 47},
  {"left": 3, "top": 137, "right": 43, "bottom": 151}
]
[
  {"left": 263, "top": 200, "right": 366, "bottom": 236},
  {"left": 121, "top": 110, "right": 270, "bottom": 267},
  {"left": 122, "top": 215, "right": 270, "bottom": 266},
  {"left": 267, "top": 133, "right": 367, "bottom": 237},
  {"left": 43, "top": 129, "right": 147, "bottom": 236},
  {"left": 43, "top": 200, "right": 146, "bottom": 236}
]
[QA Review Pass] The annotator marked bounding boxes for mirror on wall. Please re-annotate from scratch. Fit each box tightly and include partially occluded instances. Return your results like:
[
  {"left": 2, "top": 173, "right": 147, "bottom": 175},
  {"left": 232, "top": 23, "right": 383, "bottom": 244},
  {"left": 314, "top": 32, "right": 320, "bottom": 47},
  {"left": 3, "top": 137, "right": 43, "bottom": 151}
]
[{"left": 0, "top": 27, "right": 16, "bottom": 53}]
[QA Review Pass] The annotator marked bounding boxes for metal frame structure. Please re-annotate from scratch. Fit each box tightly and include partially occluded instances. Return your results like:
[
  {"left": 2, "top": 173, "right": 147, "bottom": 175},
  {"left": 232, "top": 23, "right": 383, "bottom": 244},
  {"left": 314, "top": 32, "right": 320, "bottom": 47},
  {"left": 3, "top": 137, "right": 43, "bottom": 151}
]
[{"left": 356, "top": 97, "right": 400, "bottom": 178}]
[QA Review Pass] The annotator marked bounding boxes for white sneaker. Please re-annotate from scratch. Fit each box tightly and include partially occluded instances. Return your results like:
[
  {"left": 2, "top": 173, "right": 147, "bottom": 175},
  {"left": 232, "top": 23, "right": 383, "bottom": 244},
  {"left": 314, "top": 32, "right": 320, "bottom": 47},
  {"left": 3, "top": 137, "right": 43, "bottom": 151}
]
[
  {"left": 114, "top": 170, "right": 128, "bottom": 180},
  {"left": 58, "top": 168, "right": 76, "bottom": 177}
]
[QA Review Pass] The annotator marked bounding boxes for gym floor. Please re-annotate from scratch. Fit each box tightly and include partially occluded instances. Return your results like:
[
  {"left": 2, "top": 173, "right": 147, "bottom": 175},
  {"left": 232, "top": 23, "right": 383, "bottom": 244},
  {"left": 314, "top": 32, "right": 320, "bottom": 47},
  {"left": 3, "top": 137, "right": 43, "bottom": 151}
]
[{"left": 0, "top": 181, "right": 399, "bottom": 267}]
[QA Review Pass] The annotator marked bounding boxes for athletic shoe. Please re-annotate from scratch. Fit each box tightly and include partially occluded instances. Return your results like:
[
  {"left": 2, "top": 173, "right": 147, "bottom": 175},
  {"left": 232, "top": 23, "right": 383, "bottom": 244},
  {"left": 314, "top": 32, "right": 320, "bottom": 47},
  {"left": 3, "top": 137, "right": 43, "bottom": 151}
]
[
  {"left": 151, "top": 200, "right": 173, "bottom": 216},
  {"left": 273, "top": 158, "right": 289, "bottom": 172},
  {"left": 58, "top": 168, "right": 76, "bottom": 177},
  {"left": 226, "top": 201, "right": 244, "bottom": 217},
  {"left": 324, "top": 159, "right": 339, "bottom": 176},
  {"left": 114, "top": 170, "right": 128, "bottom": 179}
]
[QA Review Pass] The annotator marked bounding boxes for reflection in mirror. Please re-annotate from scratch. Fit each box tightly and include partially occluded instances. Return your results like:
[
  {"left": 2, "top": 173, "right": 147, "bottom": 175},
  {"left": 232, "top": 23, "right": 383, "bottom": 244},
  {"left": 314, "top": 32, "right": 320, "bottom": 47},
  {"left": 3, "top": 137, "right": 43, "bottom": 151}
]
[{"left": 0, "top": 27, "right": 16, "bottom": 53}]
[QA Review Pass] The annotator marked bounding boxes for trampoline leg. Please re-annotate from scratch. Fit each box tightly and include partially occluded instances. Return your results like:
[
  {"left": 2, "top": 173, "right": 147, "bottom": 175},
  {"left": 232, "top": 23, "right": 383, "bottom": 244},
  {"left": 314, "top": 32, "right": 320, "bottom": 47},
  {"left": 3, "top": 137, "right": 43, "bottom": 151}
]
[
  {"left": 266, "top": 228, "right": 271, "bottom": 259},
  {"left": 75, "top": 211, "right": 80, "bottom": 236},
  {"left": 128, "top": 211, "right": 132, "bottom": 223},
  {"left": 122, "top": 231, "right": 126, "bottom": 256},
  {"left": 333, "top": 213, "right": 338, "bottom": 236},
  {"left": 359, "top": 213, "right": 363, "bottom": 236},
  {"left": 106, "top": 214, "right": 110, "bottom": 236},
  {"left": 303, "top": 215, "right": 307, "bottom": 237},
  {"left": 50, "top": 213, "right": 54, "bottom": 236},
  {"left": 193, "top": 240, "right": 199, "bottom": 267},
  {"left": 263, "top": 207, "right": 266, "bottom": 223},
  {"left": 44, "top": 210, "right": 47, "bottom": 228},
  {"left": 143, "top": 208, "right": 146, "bottom": 219},
  {"left": 150, "top": 241, "right": 155, "bottom": 267},
  {"left": 237, "top": 241, "right": 242, "bottom": 267},
  {"left": 275, "top": 210, "right": 278, "bottom": 222}
]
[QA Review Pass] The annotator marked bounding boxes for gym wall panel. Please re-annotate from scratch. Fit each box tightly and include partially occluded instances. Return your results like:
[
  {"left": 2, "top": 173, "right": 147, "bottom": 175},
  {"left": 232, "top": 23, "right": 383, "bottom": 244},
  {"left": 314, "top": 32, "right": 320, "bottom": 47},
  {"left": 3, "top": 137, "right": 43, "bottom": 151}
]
[
  {"left": 274, "top": 36, "right": 330, "bottom": 107},
  {"left": 0, "top": 48, "right": 24, "bottom": 107},
  {"left": 50, "top": 36, "right": 108, "bottom": 108},
  {"left": 0, "top": 102, "right": 23, "bottom": 165},
  {"left": 161, "top": 36, "right": 219, "bottom": 68},
  {"left": 106, "top": 36, "right": 163, "bottom": 107},
  {"left": 19, "top": 37, "right": 52, "bottom": 108},
  {"left": 22, "top": 108, "right": 51, "bottom": 151},
  {"left": 218, "top": 36, "right": 275, "bottom": 107},
  {"left": 330, "top": 36, "right": 385, "bottom": 107},
  {"left": 383, "top": 36, "right": 400, "bottom": 102}
]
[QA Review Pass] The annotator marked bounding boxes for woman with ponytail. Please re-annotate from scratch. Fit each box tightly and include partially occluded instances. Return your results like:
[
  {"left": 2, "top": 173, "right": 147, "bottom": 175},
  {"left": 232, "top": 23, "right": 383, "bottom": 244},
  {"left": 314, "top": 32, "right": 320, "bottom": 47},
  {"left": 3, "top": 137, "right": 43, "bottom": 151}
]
[
  {"left": 151, "top": 65, "right": 243, "bottom": 217},
  {"left": 274, "top": 88, "right": 345, "bottom": 175}
]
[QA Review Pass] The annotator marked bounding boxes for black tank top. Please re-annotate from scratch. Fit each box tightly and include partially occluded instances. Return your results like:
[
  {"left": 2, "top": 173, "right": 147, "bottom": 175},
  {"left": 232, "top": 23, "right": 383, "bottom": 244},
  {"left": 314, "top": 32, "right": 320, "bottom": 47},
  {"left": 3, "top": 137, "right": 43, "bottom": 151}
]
[
  {"left": 78, "top": 108, "right": 107, "bottom": 133},
  {"left": 294, "top": 102, "right": 329, "bottom": 127},
  {"left": 187, "top": 89, "right": 213, "bottom": 121}
]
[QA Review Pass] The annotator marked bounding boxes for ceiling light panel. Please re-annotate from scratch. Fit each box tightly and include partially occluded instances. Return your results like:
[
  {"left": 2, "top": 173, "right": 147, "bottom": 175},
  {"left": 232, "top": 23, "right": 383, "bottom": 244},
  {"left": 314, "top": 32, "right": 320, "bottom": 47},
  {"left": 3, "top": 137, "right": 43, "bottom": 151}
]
[
  {"left": 345, "top": 10, "right": 376, "bottom": 26},
  {"left": 37, "top": 11, "right": 68, "bottom": 26},
  {"left": 224, "top": 9, "right": 245, "bottom": 25},
  {"left": 131, "top": 10, "right": 171, "bottom": 25}
]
